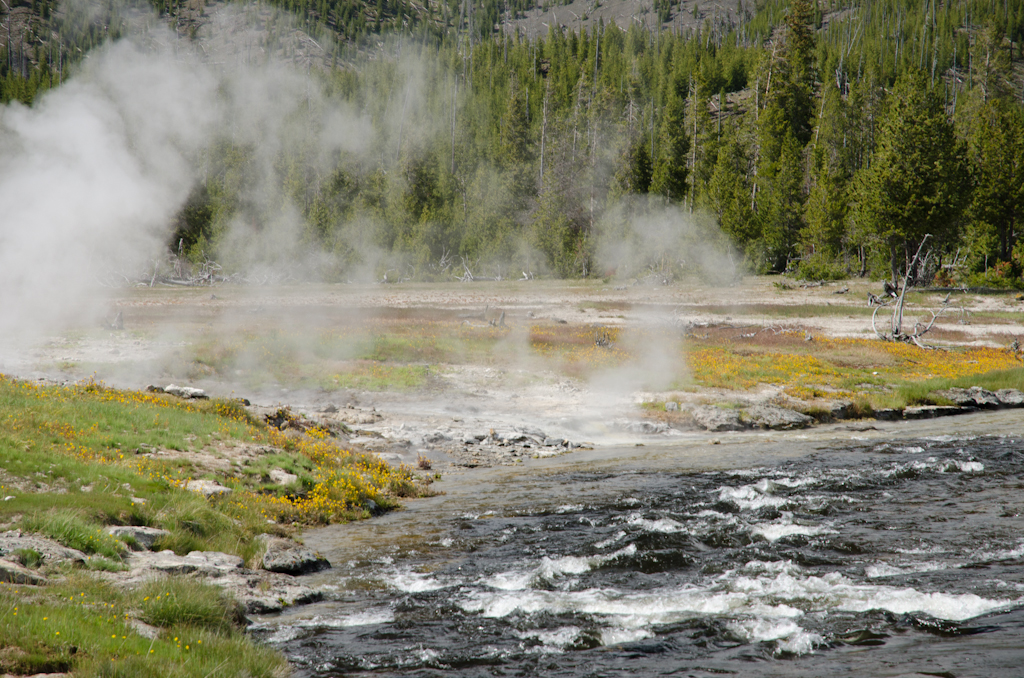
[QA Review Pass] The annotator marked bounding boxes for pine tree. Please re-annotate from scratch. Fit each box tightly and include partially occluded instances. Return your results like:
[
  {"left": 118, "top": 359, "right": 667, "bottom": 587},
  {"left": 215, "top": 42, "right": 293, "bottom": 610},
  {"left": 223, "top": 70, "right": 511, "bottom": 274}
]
[
  {"left": 965, "top": 98, "right": 1024, "bottom": 265},
  {"left": 650, "top": 81, "right": 690, "bottom": 203},
  {"left": 852, "top": 73, "right": 969, "bottom": 281}
]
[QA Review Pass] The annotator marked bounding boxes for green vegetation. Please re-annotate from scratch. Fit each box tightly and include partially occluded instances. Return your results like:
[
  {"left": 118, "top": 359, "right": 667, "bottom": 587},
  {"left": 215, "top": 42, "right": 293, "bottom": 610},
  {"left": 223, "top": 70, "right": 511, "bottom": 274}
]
[
  {"left": 0, "top": 373, "right": 435, "bottom": 676},
  {"left": 891, "top": 366, "right": 1024, "bottom": 408},
  {"left": 0, "top": 573, "right": 285, "bottom": 677},
  {"left": 0, "top": 374, "right": 428, "bottom": 544}
]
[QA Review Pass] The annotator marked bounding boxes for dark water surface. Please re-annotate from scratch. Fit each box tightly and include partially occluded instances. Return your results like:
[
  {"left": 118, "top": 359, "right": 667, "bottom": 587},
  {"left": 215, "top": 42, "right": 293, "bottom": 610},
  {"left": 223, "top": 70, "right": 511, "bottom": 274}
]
[{"left": 255, "top": 413, "right": 1024, "bottom": 677}]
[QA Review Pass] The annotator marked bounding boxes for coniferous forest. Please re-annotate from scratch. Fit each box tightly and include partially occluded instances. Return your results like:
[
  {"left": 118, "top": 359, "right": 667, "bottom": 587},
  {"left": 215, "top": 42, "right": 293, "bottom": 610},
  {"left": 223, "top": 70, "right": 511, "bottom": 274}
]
[{"left": 3, "top": 0, "right": 1024, "bottom": 284}]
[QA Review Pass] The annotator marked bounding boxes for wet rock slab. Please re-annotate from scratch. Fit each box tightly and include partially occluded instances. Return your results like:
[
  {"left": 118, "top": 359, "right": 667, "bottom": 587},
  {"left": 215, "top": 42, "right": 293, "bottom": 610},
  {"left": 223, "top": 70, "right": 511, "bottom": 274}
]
[
  {"left": 903, "top": 405, "right": 971, "bottom": 420},
  {"left": 259, "top": 536, "right": 331, "bottom": 575},
  {"left": 124, "top": 549, "right": 322, "bottom": 614},
  {"left": 745, "top": 404, "right": 813, "bottom": 430},
  {"left": 690, "top": 406, "right": 747, "bottom": 432}
]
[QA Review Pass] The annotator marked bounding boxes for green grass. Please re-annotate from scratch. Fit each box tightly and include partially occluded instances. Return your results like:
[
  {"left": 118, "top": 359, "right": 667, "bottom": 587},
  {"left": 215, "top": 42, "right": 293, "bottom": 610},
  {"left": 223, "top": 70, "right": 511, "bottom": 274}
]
[
  {"left": 319, "top": 362, "right": 432, "bottom": 391},
  {"left": 136, "top": 577, "right": 246, "bottom": 632},
  {"left": 21, "top": 510, "right": 127, "bottom": 561},
  {"left": 0, "top": 574, "right": 286, "bottom": 678},
  {"left": 0, "top": 374, "right": 432, "bottom": 677},
  {"left": 887, "top": 367, "right": 1024, "bottom": 409},
  {"left": 175, "top": 321, "right": 511, "bottom": 391}
]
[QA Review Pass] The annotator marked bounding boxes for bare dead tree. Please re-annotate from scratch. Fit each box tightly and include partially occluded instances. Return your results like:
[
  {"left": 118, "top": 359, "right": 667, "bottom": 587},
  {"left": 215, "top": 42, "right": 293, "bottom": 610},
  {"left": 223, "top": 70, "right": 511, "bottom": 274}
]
[{"left": 870, "top": 234, "right": 955, "bottom": 348}]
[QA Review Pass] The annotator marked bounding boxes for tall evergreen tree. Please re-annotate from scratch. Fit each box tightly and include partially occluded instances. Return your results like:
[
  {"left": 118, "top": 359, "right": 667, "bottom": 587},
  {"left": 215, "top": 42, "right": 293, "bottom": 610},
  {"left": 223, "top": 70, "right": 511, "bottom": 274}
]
[{"left": 852, "top": 73, "right": 969, "bottom": 281}]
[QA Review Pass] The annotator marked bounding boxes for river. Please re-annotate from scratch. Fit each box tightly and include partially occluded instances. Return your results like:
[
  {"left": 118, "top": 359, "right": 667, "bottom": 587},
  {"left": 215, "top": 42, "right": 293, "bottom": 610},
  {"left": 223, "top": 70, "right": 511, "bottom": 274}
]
[{"left": 248, "top": 410, "right": 1024, "bottom": 677}]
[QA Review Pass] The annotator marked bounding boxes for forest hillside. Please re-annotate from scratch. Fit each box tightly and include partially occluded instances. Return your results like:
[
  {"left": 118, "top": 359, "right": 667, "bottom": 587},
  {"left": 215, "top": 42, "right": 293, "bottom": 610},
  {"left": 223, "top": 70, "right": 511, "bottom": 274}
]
[{"left": 3, "top": 0, "right": 1023, "bottom": 284}]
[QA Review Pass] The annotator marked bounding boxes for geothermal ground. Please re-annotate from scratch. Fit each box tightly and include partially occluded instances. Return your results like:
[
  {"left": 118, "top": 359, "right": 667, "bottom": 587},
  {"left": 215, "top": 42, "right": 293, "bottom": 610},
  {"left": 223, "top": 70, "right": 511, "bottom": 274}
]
[{"left": 6, "top": 276, "right": 1022, "bottom": 474}]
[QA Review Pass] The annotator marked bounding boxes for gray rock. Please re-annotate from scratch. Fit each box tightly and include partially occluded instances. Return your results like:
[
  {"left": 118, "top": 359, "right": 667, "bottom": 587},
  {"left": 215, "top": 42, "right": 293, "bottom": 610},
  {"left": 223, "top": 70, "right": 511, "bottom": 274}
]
[
  {"left": 212, "top": 572, "right": 323, "bottom": 614},
  {"left": 936, "top": 387, "right": 1001, "bottom": 408},
  {"left": 106, "top": 526, "right": 171, "bottom": 551},
  {"left": 268, "top": 468, "right": 299, "bottom": 486},
  {"left": 903, "top": 405, "right": 969, "bottom": 420},
  {"left": 127, "top": 618, "right": 161, "bottom": 640},
  {"left": 106, "top": 550, "right": 323, "bottom": 616},
  {"left": 423, "top": 431, "right": 450, "bottom": 444},
  {"left": 128, "top": 550, "right": 244, "bottom": 577},
  {"left": 164, "top": 384, "right": 209, "bottom": 399},
  {"left": 745, "top": 403, "right": 815, "bottom": 430},
  {"left": 873, "top": 408, "right": 903, "bottom": 421},
  {"left": 0, "top": 530, "right": 87, "bottom": 567},
  {"left": 186, "top": 479, "right": 232, "bottom": 497},
  {"left": 746, "top": 405, "right": 814, "bottom": 430},
  {"left": 259, "top": 537, "right": 331, "bottom": 575},
  {"left": 0, "top": 557, "right": 47, "bottom": 585},
  {"left": 664, "top": 401, "right": 679, "bottom": 412},
  {"left": 692, "top": 406, "right": 748, "bottom": 432},
  {"left": 996, "top": 389, "right": 1024, "bottom": 407}
]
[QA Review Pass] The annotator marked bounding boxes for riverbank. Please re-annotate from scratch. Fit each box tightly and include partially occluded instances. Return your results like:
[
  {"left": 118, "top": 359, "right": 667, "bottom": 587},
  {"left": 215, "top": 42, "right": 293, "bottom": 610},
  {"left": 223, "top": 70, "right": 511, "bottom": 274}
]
[{"left": 0, "top": 375, "right": 432, "bottom": 676}]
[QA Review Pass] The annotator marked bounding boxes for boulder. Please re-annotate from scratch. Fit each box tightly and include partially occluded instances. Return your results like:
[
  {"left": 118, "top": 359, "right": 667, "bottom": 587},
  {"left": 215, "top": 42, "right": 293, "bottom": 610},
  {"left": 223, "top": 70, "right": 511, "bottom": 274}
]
[
  {"left": 106, "top": 526, "right": 171, "bottom": 551},
  {"left": 935, "top": 387, "right": 1001, "bottom": 408},
  {"left": 268, "top": 468, "right": 299, "bottom": 486},
  {"left": 691, "top": 406, "right": 748, "bottom": 432},
  {"left": 212, "top": 572, "right": 323, "bottom": 614},
  {"left": 163, "top": 384, "right": 209, "bottom": 400},
  {"left": 186, "top": 479, "right": 232, "bottom": 497},
  {"left": 621, "top": 421, "right": 670, "bottom": 435},
  {"left": 117, "top": 549, "right": 322, "bottom": 615},
  {"left": 0, "top": 557, "right": 47, "bottom": 585},
  {"left": 746, "top": 405, "right": 814, "bottom": 430},
  {"left": 827, "top": 401, "right": 855, "bottom": 420},
  {"left": 259, "top": 537, "right": 331, "bottom": 576},
  {"left": 996, "top": 389, "right": 1024, "bottom": 407}
]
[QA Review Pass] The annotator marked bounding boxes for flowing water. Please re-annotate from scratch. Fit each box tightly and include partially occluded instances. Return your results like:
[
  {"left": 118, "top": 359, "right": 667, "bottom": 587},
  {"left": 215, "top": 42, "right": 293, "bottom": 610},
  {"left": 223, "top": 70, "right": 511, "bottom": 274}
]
[{"left": 254, "top": 412, "right": 1024, "bottom": 677}]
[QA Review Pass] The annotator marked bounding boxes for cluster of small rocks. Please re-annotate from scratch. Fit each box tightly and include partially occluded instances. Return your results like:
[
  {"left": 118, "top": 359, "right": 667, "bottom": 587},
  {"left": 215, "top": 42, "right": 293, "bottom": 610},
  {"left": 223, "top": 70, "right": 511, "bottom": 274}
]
[
  {"left": 0, "top": 528, "right": 331, "bottom": 616},
  {"left": 424, "top": 427, "right": 586, "bottom": 467}
]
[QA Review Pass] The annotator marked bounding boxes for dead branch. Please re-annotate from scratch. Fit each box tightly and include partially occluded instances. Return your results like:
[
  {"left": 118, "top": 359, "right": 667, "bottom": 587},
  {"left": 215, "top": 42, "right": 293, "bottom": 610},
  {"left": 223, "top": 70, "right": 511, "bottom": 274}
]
[{"left": 872, "top": 235, "right": 952, "bottom": 348}]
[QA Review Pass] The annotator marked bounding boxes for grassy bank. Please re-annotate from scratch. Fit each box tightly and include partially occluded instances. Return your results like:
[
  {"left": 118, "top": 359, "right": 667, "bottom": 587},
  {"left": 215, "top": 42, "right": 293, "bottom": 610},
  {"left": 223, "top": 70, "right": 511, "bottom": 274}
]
[
  {"left": 0, "top": 374, "right": 431, "bottom": 676},
  {"left": 0, "top": 574, "right": 287, "bottom": 677}
]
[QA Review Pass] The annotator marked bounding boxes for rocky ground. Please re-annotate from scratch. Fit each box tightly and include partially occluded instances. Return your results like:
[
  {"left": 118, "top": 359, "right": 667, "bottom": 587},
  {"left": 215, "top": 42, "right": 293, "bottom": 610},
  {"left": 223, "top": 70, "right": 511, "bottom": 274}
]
[{"left": 0, "top": 527, "right": 329, "bottom": 617}]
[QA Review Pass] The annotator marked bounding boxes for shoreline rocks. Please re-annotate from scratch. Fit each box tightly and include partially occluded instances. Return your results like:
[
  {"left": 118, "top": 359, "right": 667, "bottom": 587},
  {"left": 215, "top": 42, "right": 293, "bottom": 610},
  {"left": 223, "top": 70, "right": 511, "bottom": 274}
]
[
  {"left": 641, "top": 388, "right": 1024, "bottom": 435},
  {"left": 0, "top": 529, "right": 329, "bottom": 616}
]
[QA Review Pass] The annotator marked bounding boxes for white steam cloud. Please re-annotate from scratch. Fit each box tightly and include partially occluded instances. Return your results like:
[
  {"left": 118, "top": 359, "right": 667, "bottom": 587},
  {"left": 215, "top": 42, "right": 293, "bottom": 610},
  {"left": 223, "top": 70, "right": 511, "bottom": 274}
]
[
  {"left": 0, "top": 36, "right": 220, "bottom": 345},
  {"left": 0, "top": 4, "right": 374, "bottom": 350}
]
